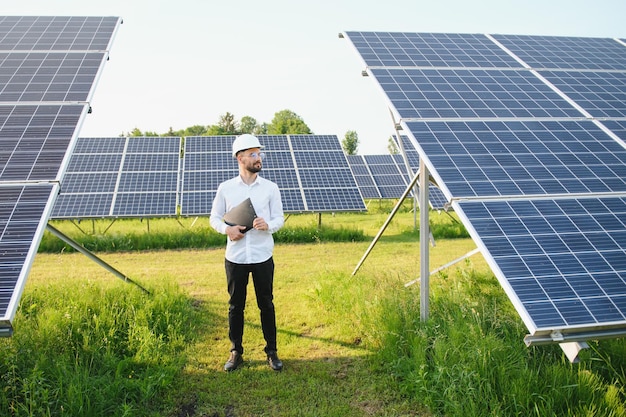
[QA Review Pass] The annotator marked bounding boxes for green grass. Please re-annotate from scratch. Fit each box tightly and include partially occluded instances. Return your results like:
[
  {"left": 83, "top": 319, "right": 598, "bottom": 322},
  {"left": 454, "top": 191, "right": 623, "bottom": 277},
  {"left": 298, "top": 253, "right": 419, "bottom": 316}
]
[{"left": 1, "top": 204, "right": 625, "bottom": 416}]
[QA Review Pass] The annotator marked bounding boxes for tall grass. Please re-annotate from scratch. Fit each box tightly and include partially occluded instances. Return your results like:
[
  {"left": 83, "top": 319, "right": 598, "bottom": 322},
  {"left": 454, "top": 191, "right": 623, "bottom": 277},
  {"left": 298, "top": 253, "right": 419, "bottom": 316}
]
[
  {"left": 0, "top": 280, "right": 200, "bottom": 416},
  {"left": 361, "top": 261, "right": 626, "bottom": 417}
]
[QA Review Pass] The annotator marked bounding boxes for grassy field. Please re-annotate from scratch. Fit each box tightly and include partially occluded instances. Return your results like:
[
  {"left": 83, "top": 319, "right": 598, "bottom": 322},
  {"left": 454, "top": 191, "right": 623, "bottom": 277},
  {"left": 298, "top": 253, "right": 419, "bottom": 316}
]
[{"left": 2, "top": 204, "right": 626, "bottom": 416}]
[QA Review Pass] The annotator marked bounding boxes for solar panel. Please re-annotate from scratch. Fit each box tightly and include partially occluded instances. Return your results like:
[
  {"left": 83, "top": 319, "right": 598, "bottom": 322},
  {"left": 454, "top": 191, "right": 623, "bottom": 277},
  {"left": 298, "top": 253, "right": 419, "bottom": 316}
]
[
  {"left": 456, "top": 196, "right": 626, "bottom": 337},
  {"left": 344, "top": 32, "right": 520, "bottom": 68},
  {"left": 53, "top": 136, "right": 181, "bottom": 218},
  {"left": 181, "top": 135, "right": 364, "bottom": 215},
  {"left": 492, "top": 34, "right": 626, "bottom": 70},
  {"left": 406, "top": 120, "right": 626, "bottom": 199},
  {"left": 0, "top": 52, "right": 107, "bottom": 102},
  {"left": 539, "top": 70, "right": 626, "bottom": 118},
  {"left": 56, "top": 134, "right": 366, "bottom": 218},
  {"left": 0, "top": 16, "right": 120, "bottom": 51},
  {"left": 346, "top": 155, "right": 381, "bottom": 199},
  {"left": 370, "top": 67, "right": 583, "bottom": 119},
  {"left": 343, "top": 30, "right": 626, "bottom": 346},
  {"left": 0, "top": 16, "right": 121, "bottom": 334}
]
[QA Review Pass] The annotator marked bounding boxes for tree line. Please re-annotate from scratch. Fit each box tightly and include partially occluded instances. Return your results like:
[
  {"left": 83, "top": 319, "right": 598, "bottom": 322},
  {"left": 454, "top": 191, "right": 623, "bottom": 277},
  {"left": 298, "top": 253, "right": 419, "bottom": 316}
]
[{"left": 124, "top": 108, "right": 366, "bottom": 155}]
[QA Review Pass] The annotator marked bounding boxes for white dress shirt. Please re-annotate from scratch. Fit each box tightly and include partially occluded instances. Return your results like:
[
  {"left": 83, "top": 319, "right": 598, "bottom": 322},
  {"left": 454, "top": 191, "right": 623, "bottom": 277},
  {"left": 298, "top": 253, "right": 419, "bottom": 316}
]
[{"left": 210, "top": 175, "right": 284, "bottom": 264}]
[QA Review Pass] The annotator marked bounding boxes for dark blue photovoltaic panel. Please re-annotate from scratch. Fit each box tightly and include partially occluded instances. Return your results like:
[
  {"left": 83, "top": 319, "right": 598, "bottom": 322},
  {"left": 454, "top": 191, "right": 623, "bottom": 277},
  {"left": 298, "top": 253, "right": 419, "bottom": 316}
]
[
  {"left": 0, "top": 16, "right": 120, "bottom": 51},
  {"left": 344, "top": 32, "right": 520, "bottom": 68},
  {"left": 457, "top": 197, "right": 626, "bottom": 334},
  {"left": 347, "top": 155, "right": 382, "bottom": 199},
  {"left": 184, "top": 135, "right": 232, "bottom": 153},
  {"left": 304, "top": 188, "right": 364, "bottom": 212},
  {"left": 371, "top": 68, "right": 582, "bottom": 119},
  {"left": 600, "top": 120, "right": 626, "bottom": 143},
  {"left": 407, "top": 120, "right": 626, "bottom": 198},
  {"left": 539, "top": 70, "right": 626, "bottom": 118},
  {"left": 0, "top": 52, "right": 107, "bottom": 102},
  {"left": 263, "top": 151, "right": 294, "bottom": 169},
  {"left": 290, "top": 134, "right": 341, "bottom": 150},
  {"left": 0, "top": 16, "right": 120, "bottom": 334},
  {"left": 52, "top": 192, "right": 113, "bottom": 218},
  {"left": 54, "top": 137, "right": 181, "bottom": 218},
  {"left": 345, "top": 30, "right": 626, "bottom": 342},
  {"left": 492, "top": 34, "right": 626, "bottom": 70},
  {"left": 0, "top": 104, "right": 86, "bottom": 181},
  {"left": 111, "top": 137, "right": 180, "bottom": 217},
  {"left": 0, "top": 184, "right": 57, "bottom": 326},
  {"left": 112, "top": 192, "right": 177, "bottom": 217},
  {"left": 72, "top": 136, "right": 126, "bottom": 154},
  {"left": 180, "top": 135, "right": 364, "bottom": 215}
]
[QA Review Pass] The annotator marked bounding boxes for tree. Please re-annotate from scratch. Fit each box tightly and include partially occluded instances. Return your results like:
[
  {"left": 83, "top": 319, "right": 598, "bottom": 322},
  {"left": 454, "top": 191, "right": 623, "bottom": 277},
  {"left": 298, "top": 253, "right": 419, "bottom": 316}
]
[
  {"left": 218, "top": 112, "right": 238, "bottom": 134},
  {"left": 239, "top": 116, "right": 258, "bottom": 134},
  {"left": 387, "top": 136, "right": 399, "bottom": 154},
  {"left": 342, "top": 130, "right": 359, "bottom": 155},
  {"left": 267, "top": 109, "right": 312, "bottom": 134},
  {"left": 183, "top": 125, "right": 209, "bottom": 136}
]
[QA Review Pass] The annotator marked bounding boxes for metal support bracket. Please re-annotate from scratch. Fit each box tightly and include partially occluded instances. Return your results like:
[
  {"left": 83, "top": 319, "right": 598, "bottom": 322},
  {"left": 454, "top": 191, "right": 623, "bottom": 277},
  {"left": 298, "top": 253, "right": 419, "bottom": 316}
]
[{"left": 46, "top": 224, "right": 151, "bottom": 294}]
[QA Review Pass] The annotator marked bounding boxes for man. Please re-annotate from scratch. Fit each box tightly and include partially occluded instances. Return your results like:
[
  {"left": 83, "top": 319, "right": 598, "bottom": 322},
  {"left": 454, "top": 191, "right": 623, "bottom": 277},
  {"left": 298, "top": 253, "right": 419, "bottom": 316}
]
[{"left": 210, "top": 134, "right": 285, "bottom": 372}]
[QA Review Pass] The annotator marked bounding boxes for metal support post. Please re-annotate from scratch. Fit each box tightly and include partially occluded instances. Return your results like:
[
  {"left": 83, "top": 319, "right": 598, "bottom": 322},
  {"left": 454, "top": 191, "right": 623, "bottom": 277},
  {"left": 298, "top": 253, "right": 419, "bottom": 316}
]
[
  {"left": 420, "top": 159, "right": 430, "bottom": 322},
  {"left": 46, "top": 224, "right": 151, "bottom": 294}
]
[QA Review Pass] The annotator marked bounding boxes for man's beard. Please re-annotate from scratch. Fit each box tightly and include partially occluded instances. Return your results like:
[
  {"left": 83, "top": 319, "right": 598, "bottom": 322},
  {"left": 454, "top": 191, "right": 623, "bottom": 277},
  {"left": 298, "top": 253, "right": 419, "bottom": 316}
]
[{"left": 246, "top": 164, "right": 262, "bottom": 174}]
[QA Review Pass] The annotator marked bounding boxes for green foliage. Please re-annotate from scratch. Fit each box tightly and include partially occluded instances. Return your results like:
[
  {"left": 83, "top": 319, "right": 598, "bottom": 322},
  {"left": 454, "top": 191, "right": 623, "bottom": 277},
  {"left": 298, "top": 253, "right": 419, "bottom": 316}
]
[
  {"left": 0, "top": 280, "right": 199, "bottom": 416},
  {"left": 267, "top": 109, "right": 312, "bottom": 134},
  {"left": 387, "top": 136, "right": 399, "bottom": 154},
  {"left": 362, "top": 264, "right": 626, "bottom": 417},
  {"left": 341, "top": 130, "right": 359, "bottom": 155}
]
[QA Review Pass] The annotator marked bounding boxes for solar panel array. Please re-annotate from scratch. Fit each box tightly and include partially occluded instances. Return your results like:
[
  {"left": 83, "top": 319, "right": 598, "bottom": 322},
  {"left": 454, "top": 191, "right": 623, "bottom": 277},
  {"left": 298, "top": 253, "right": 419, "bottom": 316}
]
[
  {"left": 53, "top": 134, "right": 366, "bottom": 218},
  {"left": 0, "top": 16, "right": 121, "bottom": 334},
  {"left": 343, "top": 31, "right": 626, "bottom": 344}
]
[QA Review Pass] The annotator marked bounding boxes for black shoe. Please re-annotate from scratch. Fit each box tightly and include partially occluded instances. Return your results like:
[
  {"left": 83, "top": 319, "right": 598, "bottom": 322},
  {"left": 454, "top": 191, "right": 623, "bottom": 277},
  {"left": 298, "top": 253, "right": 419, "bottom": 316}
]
[
  {"left": 267, "top": 351, "right": 283, "bottom": 371},
  {"left": 224, "top": 351, "right": 243, "bottom": 372}
]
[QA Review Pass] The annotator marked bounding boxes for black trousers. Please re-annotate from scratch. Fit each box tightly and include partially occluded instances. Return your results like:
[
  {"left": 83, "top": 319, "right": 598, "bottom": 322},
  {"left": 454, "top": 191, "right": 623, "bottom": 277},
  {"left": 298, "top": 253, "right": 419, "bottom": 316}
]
[{"left": 225, "top": 257, "right": 277, "bottom": 355}]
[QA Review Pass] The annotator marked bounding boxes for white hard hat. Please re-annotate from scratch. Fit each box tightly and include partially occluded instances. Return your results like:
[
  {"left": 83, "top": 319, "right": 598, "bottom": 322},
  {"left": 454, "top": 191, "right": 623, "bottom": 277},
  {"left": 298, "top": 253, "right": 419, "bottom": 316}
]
[{"left": 232, "top": 134, "right": 264, "bottom": 157}]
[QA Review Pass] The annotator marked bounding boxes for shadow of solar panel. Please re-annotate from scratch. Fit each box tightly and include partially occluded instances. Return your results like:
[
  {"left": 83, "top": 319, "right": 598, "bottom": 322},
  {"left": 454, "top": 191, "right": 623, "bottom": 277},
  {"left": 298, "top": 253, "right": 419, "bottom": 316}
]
[{"left": 457, "top": 196, "right": 626, "bottom": 336}]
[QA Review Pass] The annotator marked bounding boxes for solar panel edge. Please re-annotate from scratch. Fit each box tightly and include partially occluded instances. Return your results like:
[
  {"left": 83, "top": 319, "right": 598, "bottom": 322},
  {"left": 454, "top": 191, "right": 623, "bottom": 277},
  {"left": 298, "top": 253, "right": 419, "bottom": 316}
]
[{"left": 0, "top": 183, "right": 59, "bottom": 328}]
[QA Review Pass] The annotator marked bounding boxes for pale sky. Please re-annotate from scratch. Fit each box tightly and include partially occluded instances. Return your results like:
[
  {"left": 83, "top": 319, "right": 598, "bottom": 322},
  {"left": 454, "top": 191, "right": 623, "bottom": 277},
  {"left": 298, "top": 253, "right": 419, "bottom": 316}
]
[{"left": 3, "top": 0, "right": 626, "bottom": 154}]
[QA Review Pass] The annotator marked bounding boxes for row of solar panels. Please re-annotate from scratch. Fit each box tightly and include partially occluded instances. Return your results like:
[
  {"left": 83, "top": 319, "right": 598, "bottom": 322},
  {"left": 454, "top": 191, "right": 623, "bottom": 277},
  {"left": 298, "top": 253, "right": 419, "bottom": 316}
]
[
  {"left": 53, "top": 134, "right": 452, "bottom": 219},
  {"left": 343, "top": 31, "right": 626, "bottom": 345},
  {"left": 0, "top": 16, "right": 123, "bottom": 333}
]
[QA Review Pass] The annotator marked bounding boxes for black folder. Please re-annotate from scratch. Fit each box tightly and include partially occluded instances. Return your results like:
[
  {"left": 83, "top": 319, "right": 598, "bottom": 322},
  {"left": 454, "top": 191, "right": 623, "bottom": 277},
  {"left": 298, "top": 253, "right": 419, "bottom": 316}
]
[{"left": 223, "top": 198, "right": 257, "bottom": 233}]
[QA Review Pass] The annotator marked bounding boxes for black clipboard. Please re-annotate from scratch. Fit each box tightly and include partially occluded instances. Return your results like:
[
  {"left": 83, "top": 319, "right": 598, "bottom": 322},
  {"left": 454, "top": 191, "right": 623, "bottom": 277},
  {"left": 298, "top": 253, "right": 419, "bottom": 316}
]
[{"left": 223, "top": 198, "right": 257, "bottom": 233}]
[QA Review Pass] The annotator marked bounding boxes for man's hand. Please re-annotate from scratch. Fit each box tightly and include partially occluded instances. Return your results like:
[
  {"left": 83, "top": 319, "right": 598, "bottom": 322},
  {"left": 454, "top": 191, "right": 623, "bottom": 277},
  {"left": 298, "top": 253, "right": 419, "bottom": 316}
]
[
  {"left": 226, "top": 225, "right": 246, "bottom": 241},
  {"left": 253, "top": 217, "right": 268, "bottom": 231}
]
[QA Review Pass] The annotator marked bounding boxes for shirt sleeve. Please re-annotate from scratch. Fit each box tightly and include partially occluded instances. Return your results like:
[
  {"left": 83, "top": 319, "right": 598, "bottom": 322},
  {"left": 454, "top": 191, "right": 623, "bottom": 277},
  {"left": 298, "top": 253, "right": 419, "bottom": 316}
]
[
  {"left": 209, "top": 184, "right": 228, "bottom": 235},
  {"left": 267, "top": 183, "right": 285, "bottom": 234}
]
